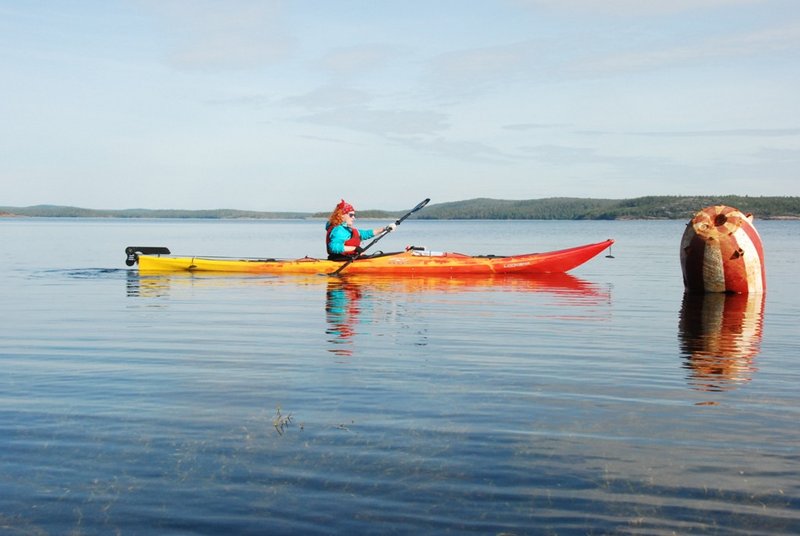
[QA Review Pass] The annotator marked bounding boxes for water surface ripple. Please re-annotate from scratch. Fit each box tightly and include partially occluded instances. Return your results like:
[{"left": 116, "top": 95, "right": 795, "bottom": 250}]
[{"left": 1, "top": 219, "right": 798, "bottom": 534}]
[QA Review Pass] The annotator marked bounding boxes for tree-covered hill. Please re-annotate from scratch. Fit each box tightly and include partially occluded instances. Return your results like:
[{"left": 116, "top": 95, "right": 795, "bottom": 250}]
[
  {"left": 2, "top": 196, "right": 799, "bottom": 220},
  {"left": 0, "top": 205, "right": 310, "bottom": 219},
  {"left": 579, "top": 196, "right": 800, "bottom": 220},
  {"left": 415, "top": 196, "right": 800, "bottom": 220},
  {"left": 415, "top": 197, "right": 618, "bottom": 219}
]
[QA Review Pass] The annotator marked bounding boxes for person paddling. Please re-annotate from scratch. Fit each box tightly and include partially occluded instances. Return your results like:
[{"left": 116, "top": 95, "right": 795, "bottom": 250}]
[{"left": 326, "top": 199, "right": 396, "bottom": 261}]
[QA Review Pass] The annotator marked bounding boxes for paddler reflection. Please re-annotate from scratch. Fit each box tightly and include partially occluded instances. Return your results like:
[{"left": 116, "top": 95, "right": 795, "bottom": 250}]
[
  {"left": 678, "top": 292, "right": 765, "bottom": 391},
  {"left": 325, "top": 278, "right": 364, "bottom": 356}
]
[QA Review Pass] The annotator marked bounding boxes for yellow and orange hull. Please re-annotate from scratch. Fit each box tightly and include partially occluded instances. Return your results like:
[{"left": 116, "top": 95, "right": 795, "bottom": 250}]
[{"left": 133, "top": 240, "right": 614, "bottom": 275}]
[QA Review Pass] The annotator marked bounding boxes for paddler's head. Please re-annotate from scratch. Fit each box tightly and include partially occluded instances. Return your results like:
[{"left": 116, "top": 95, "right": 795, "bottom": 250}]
[{"left": 330, "top": 199, "right": 356, "bottom": 226}]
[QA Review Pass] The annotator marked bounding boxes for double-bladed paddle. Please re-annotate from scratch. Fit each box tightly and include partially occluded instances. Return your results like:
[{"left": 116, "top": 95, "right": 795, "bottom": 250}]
[{"left": 329, "top": 198, "right": 430, "bottom": 276}]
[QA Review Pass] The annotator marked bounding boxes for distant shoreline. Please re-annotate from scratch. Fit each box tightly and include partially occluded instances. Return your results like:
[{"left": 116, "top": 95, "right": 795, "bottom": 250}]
[{"left": 2, "top": 196, "right": 799, "bottom": 220}]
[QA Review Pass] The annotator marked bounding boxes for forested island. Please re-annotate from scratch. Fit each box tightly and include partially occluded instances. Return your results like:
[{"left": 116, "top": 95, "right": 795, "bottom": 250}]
[{"left": 2, "top": 196, "right": 799, "bottom": 220}]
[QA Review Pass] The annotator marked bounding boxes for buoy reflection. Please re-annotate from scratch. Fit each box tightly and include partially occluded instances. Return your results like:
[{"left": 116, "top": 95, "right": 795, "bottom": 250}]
[{"left": 678, "top": 292, "right": 765, "bottom": 391}]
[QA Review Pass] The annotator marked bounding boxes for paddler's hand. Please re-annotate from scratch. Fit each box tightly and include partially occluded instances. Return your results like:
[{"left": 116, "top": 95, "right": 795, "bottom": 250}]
[{"left": 384, "top": 223, "right": 397, "bottom": 233}]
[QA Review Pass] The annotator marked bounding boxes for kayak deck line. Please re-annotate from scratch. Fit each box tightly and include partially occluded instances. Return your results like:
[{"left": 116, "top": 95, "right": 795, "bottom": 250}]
[{"left": 125, "top": 239, "right": 614, "bottom": 276}]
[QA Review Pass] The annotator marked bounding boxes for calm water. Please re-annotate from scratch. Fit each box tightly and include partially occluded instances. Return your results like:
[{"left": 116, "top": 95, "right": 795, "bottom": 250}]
[{"left": 1, "top": 218, "right": 798, "bottom": 535}]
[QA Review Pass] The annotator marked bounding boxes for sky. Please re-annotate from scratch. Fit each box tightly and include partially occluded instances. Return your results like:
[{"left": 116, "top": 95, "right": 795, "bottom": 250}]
[{"left": 1, "top": 0, "right": 799, "bottom": 212}]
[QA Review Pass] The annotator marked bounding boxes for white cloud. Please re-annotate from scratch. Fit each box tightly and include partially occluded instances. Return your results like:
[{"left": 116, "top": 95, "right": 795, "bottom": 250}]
[
  {"left": 300, "top": 106, "right": 449, "bottom": 137},
  {"left": 573, "top": 23, "right": 800, "bottom": 75},
  {"left": 510, "top": 0, "right": 767, "bottom": 17},
  {"left": 517, "top": 144, "right": 669, "bottom": 169},
  {"left": 145, "top": 0, "right": 293, "bottom": 70},
  {"left": 284, "top": 86, "right": 374, "bottom": 110},
  {"left": 427, "top": 41, "right": 540, "bottom": 90},
  {"left": 631, "top": 128, "right": 800, "bottom": 138},
  {"left": 388, "top": 135, "right": 512, "bottom": 163},
  {"left": 751, "top": 146, "right": 800, "bottom": 162},
  {"left": 318, "top": 44, "right": 402, "bottom": 78},
  {"left": 504, "top": 123, "right": 569, "bottom": 131}
]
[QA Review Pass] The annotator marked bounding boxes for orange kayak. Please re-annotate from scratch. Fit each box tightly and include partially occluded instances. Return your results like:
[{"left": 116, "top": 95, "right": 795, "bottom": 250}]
[{"left": 127, "top": 239, "right": 613, "bottom": 275}]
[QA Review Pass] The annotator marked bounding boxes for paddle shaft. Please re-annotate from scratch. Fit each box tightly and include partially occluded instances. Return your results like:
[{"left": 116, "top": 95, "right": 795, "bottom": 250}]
[{"left": 329, "top": 198, "right": 430, "bottom": 276}]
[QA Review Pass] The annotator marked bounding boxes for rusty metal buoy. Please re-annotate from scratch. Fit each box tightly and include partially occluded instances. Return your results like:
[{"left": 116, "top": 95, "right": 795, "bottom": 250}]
[{"left": 680, "top": 205, "right": 765, "bottom": 294}]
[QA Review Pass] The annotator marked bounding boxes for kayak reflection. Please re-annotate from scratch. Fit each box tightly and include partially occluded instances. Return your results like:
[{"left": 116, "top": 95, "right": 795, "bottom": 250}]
[
  {"left": 324, "top": 272, "right": 608, "bottom": 296},
  {"left": 126, "top": 270, "right": 609, "bottom": 300},
  {"left": 125, "top": 270, "right": 277, "bottom": 299},
  {"left": 678, "top": 292, "right": 765, "bottom": 391},
  {"left": 323, "top": 272, "right": 610, "bottom": 356},
  {"left": 126, "top": 270, "right": 171, "bottom": 298},
  {"left": 125, "top": 271, "right": 612, "bottom": 360}
]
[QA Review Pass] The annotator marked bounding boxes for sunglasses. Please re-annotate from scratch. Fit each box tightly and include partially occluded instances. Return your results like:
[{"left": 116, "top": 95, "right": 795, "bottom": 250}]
[{"left": 347, "top": 212, "right": 356, "bottom": 217}]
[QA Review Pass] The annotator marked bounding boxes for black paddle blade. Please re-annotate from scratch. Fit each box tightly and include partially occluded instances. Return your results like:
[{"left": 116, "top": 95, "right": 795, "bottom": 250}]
[
  {"left": 125, "top": 246, "right": 171, "bottom": 266},
  {"left": 398, "top": 198, "right": 430, "bottom": 222},
  {"left": 413, "top": 198, "right": 430, "bottom": 212},
  {"left": 125, "top": 246, "right": 171, "bottom": 256}
]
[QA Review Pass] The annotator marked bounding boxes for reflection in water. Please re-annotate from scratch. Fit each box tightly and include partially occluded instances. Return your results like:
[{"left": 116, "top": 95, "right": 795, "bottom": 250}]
[
  {"left": 678, "top": 292, "right": 765, "bottom": 391},
  {"left": 126, "top": 270, "right": 607, "bottom": 299},
  {"left": 325, "top": 278, "right": 363, "bottom": 356},
  {"left": 126, "top": 270, "right": 171, "bottom": 298},
  {"left": 324, "top": 272, "right": 609, "bottom": 298},
  {"left": 126, "top": 270, "right": 612, "bottom": 358},
  {"left": 125, "top": 270, "right": 274, "bottom": 298},
  {"left": 324, "top": 273, "right": 610, "bottom": 356}
]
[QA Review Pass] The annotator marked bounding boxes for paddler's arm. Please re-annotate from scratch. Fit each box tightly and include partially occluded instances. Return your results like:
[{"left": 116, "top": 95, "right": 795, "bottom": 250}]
[
  {"left": 364, "top": 223, "right": 396, "bottom": 237},
  {"left": 355, "top": 223, "right": 396, "bottom": 248}
]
